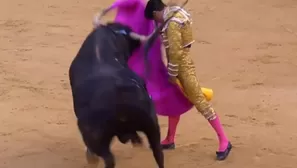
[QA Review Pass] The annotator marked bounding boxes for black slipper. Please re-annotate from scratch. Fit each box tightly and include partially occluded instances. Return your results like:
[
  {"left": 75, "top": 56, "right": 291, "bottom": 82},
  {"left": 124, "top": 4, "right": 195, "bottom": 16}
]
[
  {"left": 161, "top": 143, "right": 175, "bottom": 150},
  {"left": 216, "top": 142, "right": 232, "bottom": 160}
]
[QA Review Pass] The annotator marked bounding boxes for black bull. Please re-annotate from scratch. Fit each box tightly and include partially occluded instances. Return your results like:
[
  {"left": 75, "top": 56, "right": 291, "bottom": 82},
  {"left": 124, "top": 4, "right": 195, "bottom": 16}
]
[{"left": 69, "top": 23, "right": 164, "bottom": 168}]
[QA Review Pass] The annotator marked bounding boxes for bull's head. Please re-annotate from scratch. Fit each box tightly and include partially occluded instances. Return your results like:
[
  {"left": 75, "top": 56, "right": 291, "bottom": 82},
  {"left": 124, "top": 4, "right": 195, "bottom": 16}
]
[
  {"left": 94, "top": 20, "right": 144, "bottom": 63},
  {"left": 103, "top": 22, "right": 142, "bottom": 62}
]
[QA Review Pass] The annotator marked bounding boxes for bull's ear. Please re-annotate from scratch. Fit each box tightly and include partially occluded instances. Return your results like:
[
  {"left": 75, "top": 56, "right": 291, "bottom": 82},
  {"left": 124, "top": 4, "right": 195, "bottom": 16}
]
[{"left": 129, "top": 32, "right": 148, "bottom": 42}]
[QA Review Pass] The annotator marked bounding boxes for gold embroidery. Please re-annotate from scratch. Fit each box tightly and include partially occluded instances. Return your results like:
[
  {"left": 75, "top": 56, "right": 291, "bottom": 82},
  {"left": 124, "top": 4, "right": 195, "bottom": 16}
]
[
  {"left": 177, "top": 52, "right": 215, "bottom": 119},
  {"left": 162, "top": 7, "right": 195, "bottom": 51}
]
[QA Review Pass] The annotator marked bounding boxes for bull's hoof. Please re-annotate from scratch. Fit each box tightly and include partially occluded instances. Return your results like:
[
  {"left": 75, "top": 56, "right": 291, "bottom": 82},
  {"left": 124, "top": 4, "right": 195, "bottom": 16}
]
[
  {"left": 161, "top": 143, "right": 175, "bottom": 150},
  {"left": 86, "top": 148, "right": 99, "bottom": 164},
  {"left": 216, "top": 142, "right": 232, "bottom": 161}
]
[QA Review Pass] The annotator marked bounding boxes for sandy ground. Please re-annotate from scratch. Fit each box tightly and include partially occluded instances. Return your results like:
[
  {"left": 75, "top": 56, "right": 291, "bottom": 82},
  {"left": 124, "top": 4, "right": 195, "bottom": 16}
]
[{"left": 1, "top": 0, "right": 297, "bottom": 167}]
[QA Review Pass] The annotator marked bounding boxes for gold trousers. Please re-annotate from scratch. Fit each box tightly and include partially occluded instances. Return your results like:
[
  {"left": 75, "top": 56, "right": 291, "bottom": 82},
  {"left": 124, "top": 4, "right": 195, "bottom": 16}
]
[{"left": 177, "top": 53, "right": 216, "bottom": 120}]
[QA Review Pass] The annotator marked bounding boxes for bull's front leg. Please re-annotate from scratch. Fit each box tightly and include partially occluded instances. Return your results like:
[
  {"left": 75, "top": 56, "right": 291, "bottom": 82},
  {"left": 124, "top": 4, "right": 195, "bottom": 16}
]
[
  {"left": 98, "top": 145, "right": 115, "bottom": 168},
  {"left": 86, "top": 142, "right": 115, "bottom": 168},
  {"left": 145, "top": 127, "right": 164, "bottom": 168},
  {"left": 143, "top": 108, "right": 164, "bottom": 168},
  {"left": 102, "top": 151, "right": 115, "bottom": 168}
]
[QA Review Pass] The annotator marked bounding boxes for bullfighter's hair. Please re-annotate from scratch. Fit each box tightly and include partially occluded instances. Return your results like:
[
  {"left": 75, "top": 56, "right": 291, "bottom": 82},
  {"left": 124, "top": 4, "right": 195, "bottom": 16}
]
[{"left": 144, "top": 0, "right": 166, "bottom": 19}]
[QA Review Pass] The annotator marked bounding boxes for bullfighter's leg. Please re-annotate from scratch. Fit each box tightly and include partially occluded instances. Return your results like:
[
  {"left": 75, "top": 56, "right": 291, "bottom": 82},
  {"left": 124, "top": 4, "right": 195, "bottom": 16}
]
[
  {"left": 143, "top": 108, "right": 164, "bottom": 168},
  {"left": 177, "top": 57, "right": 232, "bottom": 160},
  {"left": 161, "top": 115, "right": 180, "bottom": 150}
]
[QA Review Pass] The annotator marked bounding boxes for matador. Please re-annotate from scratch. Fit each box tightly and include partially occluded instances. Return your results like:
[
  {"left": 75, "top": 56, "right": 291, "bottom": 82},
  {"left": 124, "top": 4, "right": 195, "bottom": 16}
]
[{"left": 144, "top": 0, "right": 232, "bottom": 160}]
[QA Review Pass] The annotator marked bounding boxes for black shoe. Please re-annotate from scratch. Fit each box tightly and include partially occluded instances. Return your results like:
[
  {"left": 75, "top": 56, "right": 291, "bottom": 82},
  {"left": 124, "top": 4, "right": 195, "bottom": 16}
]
[
  {"left": 216, "top": 142, "right": 232, "bottom": 161},
  {"left": 161, "top": 143, "right": 175, "bottom": 150}
]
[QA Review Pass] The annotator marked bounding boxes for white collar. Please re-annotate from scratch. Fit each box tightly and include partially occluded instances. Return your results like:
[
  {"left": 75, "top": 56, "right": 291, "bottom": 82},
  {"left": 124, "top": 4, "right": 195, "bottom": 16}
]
[{"left": 163, "top": 6, "right": 190, "bottom": 20}]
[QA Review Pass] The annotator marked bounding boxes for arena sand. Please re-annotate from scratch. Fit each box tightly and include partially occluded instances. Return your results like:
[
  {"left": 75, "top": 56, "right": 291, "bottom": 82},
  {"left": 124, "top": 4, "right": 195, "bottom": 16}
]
[{"left": 1, "top": 0, "right": 297, "bottom": 167}]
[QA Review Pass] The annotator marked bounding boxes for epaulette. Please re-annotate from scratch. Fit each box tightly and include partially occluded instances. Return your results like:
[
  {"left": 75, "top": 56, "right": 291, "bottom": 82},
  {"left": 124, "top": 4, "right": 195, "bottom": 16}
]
[{"left": 162, "top": 6, "right": 192, "bottom": 32}]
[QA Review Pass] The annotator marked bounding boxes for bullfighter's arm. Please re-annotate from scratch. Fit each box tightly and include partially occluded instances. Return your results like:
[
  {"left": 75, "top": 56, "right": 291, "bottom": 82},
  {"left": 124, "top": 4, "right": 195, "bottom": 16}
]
[{"left": 165, "top": 21, "right": 183, "bottom": 78}]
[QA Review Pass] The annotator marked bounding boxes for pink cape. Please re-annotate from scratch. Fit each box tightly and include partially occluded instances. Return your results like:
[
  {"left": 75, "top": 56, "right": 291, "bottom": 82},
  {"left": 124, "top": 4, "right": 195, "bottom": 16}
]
[{"left": 109, "top": 0, "right": 193, "bottom": 116}]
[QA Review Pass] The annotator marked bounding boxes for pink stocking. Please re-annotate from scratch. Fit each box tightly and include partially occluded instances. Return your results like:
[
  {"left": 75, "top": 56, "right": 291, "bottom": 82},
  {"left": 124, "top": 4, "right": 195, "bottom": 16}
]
[
  {"left": 208, "top": 114, "right": 229, "bottom": 151},
  {"left": 161, "top": 116, "right": 180, "bottom": 144}
]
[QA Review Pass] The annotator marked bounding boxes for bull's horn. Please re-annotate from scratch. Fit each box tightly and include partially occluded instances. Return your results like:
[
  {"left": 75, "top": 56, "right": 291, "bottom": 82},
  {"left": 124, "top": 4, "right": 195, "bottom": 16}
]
[
  {"left": 129, "top": 32, "right": 149, "bottom": 42},
  {"left": 93, "top": 7, "right": 112, "bottom": 28},
  {"left": 93, "top": 13, "right": 104, "bottom": 27},
  {"left": 98, "top": 7, "right": 112, "bottom": 18}
]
